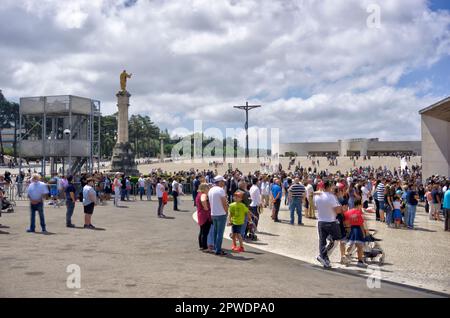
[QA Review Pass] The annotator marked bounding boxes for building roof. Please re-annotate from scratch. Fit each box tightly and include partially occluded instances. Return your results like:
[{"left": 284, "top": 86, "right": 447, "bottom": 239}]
[{"left": 419, "top": 96, "right": 450, "bottom": 122}]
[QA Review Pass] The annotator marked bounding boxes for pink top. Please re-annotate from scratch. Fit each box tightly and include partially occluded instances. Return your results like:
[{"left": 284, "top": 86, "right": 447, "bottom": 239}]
[{"left": 196, "top": 192, "right": 211, "bottom": 226}]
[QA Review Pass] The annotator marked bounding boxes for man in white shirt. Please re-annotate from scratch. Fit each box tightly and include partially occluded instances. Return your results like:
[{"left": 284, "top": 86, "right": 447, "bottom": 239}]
[
  {"left": 208, "top": 176, "right": 229, "bottom": 256},
  {"left": 138, "top": 175, "right": 146, "bottom": 201},
  {"left": 82, "top": 178, "right": 97, "bottom": 229},
  {"left": 156, "top": 179, "right": 166, "bottom": 217},
  {"left": 314, "top": 180, "right": 341, "bottom": 268},
  {"left": 260, "top": 177, "right": 270, "bottom": 208},
  {"left": 305, "top": 179, "right": 315, "bottom": 219},
  {"left": 249, "top": 177, "right": 262, "bottom": 230},
  {"left": 361, "top": 181, "right": 370, "bottom": 210},
  {"left": 172, "top": 179, "right": 180, "bottom": 211},
  {"left": 27, "top": 174, "right": 49, "bottom": 233}
]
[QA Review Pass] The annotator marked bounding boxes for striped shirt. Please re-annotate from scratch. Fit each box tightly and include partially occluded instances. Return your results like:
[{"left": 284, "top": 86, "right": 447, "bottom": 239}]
[
  {"left": 289, "top": 183, "right": 306, "bottom": 198},
  {"left": 376, "top": 183, "right": 385, "bottom": 202}
]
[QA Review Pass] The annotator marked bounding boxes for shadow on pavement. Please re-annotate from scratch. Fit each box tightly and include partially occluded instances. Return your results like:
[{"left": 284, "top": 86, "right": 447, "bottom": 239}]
[
  {"left": 245, "top": 241, "right": 269, "bottom": 246},
  {"left": 162, "top": 216, "right": 176, "bottom": 220},
  {"left": 413, "top": 227, "right": 437, "bottom": 233},
  {"left": 256, "top": 231, "right": 279, "bottom": 237},
  {"left": 0, "top": 230, "right": 10, "bottom": 234},
  {"left": 35, "top": 231, "right": 56, "bottom": 235},
  {"left": 0, "top": 225, "right": 11, "bottom": 229},
  {"left": 225, "top": 254, "right": 254, "bottom": 261},
  {"left": 242, "top": 250, "right": 264, "bottom": 255},
  {"left": 90, "top": 227, "right": 106, "bottom": 231}
]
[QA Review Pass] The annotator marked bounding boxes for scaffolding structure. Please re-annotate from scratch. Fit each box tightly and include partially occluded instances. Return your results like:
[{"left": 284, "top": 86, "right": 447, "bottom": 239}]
[{"left": 18, "top": 95, "right": 101, "bottom": 176}]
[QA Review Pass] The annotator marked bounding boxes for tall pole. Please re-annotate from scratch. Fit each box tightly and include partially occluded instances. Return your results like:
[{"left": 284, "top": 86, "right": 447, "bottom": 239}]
[{"left": 233, "top": 101, "right": 261, "bottom": 159}]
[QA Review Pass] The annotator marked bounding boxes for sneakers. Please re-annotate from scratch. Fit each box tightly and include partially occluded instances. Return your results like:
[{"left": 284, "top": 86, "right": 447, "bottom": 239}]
[
  {"left": 357, "top": 261, "right": 368, "bottom": 268},
  {"left": 26, "top": 229, "right": 35, "bottom": 233},
  {"left": 84, "top": 224, "right": 96, "bottom": 229},
  {"left": 66, "top": 224, "right": 75, "bottom": 228},
  {"left": 238, "top": 246, "right": 245, "bottom": 252},
  {"left": 231, "top": 245, "right": 240, "bottom": 252},
  {"left": 317, "top": 256, "right": 331, "bottom": 268}
]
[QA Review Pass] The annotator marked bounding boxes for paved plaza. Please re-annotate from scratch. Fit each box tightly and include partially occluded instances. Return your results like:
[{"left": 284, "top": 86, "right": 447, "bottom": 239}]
[{"left": 0, "top": 198, "right": 447, "bottom": 298}]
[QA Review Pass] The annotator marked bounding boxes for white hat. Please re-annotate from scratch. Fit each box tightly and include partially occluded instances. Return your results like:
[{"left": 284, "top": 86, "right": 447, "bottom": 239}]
[{"left": 214, "top": 175, "right": 225, "bottom": 183}]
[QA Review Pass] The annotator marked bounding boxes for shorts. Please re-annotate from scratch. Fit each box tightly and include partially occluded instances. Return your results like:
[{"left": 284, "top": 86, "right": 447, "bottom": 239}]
[
  {"left": 393, "top": 209, "right": 402, "bottom": 220},
  {"left": 232, "top": 224, "right": 243, "bottom": 234},
  {"left": 363, "top": 201, "right": 369, "bottom": 209},
  {"left": 378, "top": 201, "right": 385, "bottom": 211},
  {"left": 83, "top": 203, "right": 95, "bottom": 214}
]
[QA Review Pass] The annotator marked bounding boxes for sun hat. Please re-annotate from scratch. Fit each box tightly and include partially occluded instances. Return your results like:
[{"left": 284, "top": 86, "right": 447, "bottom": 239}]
[{"left": 214, "top": 175, "right": 225, "bottom": 183}]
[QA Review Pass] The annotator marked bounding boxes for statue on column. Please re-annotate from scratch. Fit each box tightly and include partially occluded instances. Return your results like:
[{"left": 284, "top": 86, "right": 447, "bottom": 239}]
[
  {"left": 111, "top": 69, "right": 139, "bottom": 176},
  {"left": 120, "top": 70, "right": 132, "bottom": 92}
]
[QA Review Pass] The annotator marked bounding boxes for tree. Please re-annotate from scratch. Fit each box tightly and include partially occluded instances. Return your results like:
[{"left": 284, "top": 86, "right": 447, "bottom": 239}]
[
  {"left": 100, "top": 114, "right": 117, "bottom": 158},
  {"left": 0, "top": 91, "right": 19, "bottom": 163},
  {"left": 129, "top": 114, "right": 160, "bottom": 158}
]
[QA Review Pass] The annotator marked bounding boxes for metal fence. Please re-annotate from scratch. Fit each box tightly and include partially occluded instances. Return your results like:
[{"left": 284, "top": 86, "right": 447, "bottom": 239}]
[{"left": 2, "top": 182, "right": 193, "bottom": 203}]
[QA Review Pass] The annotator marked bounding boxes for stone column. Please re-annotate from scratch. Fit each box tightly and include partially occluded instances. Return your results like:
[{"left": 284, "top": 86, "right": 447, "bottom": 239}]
[
  {"left": 116, "top": 91, "right": 131, "bottom": 143},
  {"left": 110, "top": 90, "right": 139, "bottom": 176}
]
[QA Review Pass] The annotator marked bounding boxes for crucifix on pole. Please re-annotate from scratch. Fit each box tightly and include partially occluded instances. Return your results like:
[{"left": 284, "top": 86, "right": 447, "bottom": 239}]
[{"left": 233, "top": 101, "right": 261, "bottom": 159}]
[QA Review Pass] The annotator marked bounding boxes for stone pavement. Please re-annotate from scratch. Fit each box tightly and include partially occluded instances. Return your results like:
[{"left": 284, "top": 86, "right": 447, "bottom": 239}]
[
  {"left": 0, "top": 198, "right": 445, "bottom": 298},
  {"left": 224, "top": 202, "right": 450, "bottom": 294}
]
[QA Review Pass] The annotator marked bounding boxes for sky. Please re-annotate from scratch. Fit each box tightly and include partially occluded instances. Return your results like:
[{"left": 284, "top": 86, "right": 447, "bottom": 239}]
[{"left": 0, "top": 0, "right": 449, "bottom": 144}]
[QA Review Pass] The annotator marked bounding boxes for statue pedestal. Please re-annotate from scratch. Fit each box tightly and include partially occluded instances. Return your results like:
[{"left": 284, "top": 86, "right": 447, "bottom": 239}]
[
  {"left": 110, "top": 142, "right": 140, "bottom": 176},
  {"left": 110, "top": 90, "right": 140, "bottom": 176}
]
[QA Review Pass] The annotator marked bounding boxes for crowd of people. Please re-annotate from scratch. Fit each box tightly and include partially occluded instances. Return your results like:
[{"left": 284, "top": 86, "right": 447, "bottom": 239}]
[
  {"left": 190, "top": 164, "right": 449, "bottom": 267},
  {"left": 1, "top": 161, "right": 449, "bottom": 268}
]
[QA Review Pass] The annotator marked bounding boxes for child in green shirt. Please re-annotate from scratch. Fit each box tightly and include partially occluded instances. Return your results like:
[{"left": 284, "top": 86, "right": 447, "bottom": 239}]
[{"left": 228, "top": 191, "right": 252, "bottom": 252}]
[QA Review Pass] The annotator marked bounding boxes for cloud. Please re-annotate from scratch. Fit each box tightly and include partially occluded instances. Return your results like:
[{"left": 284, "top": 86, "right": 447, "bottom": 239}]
[{"left": 0, "top": 0, "right": 449, "bottom": 143}]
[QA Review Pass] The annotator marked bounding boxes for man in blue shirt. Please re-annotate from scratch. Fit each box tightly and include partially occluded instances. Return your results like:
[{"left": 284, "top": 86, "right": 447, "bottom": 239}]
[
  {"left": 405, "top": 184, "right": 419, "bottom": 230},
  {"left": 443, "top": 185, "right": 450, "bottom": 232},
  {"left": 192, "top": 175, "right": 200, "bottom": 207},
  {"left": 271, "top": 179, "right": 282, "bottom": 222},
  {"left": 27, "top": 174, "right": 49, "bottom": 233}
]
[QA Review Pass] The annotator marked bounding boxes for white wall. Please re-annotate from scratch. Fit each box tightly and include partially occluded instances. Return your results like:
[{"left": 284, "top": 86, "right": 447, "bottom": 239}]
[{"left": 421, "top": 115, "right": 450, "bottom": 180}]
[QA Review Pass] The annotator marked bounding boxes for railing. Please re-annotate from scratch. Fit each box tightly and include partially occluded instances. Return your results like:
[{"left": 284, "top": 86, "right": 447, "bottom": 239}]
[{"left": 2, "top": 181, "right": 194, "bottom": 203}]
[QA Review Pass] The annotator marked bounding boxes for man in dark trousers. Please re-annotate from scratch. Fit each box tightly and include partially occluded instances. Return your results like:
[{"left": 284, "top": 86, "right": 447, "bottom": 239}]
[{"left": 192, "top": 175, "right": 200, "bottom": 207}]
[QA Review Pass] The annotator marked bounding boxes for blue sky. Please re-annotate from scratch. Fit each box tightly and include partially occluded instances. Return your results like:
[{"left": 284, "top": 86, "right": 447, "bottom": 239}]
[{"left": 429, "top": 0, "right": 450, "bottom": 11}]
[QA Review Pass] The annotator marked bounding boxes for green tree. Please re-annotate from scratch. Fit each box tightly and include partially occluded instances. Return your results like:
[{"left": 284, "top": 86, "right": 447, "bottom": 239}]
[
  {"left": 100, "top": 114, "right": 117, "bottom": 158},
  {"left": 129, "top": 114, "right": 160, "bottom": 158},
  {"left": 0, "top": 91, "right": 19, "bottom": 163}
]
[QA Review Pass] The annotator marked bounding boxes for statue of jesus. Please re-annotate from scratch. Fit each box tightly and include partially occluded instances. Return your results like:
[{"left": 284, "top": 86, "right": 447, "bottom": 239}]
[{"left": 120, "top": 70, "right": 132, "bottom": 92}]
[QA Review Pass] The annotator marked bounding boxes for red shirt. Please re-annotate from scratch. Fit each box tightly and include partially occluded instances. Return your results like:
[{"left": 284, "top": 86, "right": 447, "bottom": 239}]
[{"left": 344, "top": 208, "right": 364, "bottom": 226}]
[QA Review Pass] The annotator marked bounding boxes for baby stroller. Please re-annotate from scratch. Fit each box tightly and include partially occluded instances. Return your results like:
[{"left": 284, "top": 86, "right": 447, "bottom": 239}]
[
  {"left": 362, "top": 229, "right": 385, "bottom": 266},
  {"left": 346, "top": 229, "right": 385, "bottom": 266},
  {"left": 1, "top": 192, "right": 15, "bottom": 213},
  {"left": 246, "top": 210, "right": 260, "bottom": 241}
]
